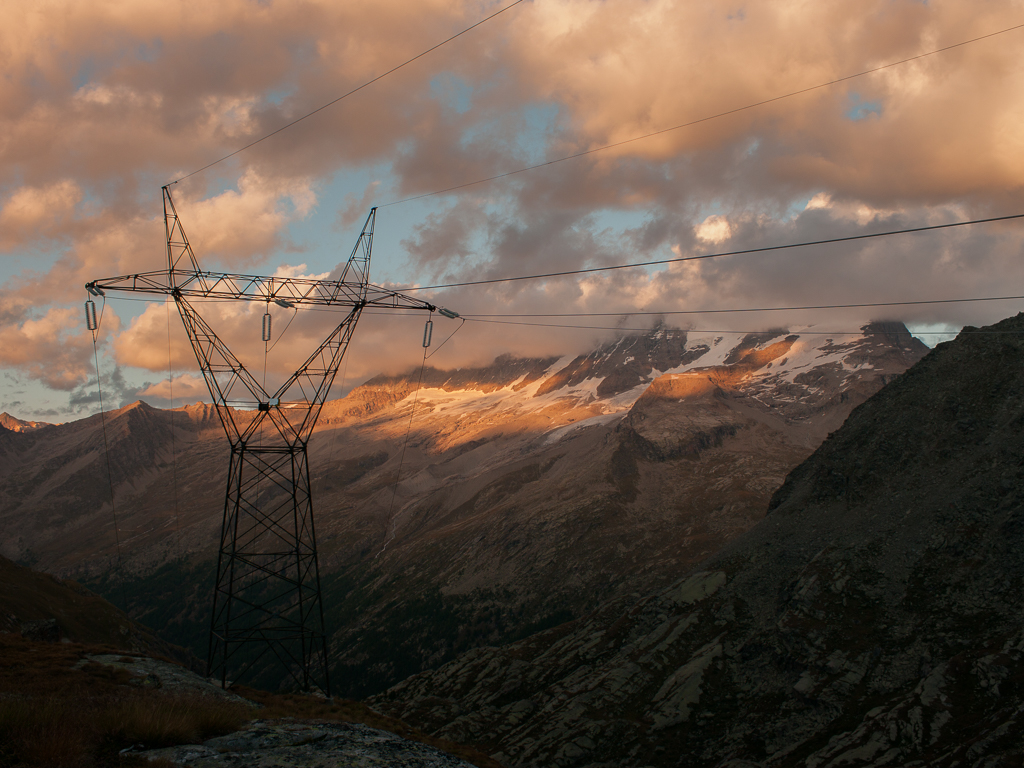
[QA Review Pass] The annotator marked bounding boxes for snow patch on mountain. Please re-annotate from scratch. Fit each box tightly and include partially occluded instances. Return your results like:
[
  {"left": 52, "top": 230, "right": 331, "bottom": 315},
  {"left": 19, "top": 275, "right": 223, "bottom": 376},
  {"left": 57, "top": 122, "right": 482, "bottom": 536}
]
[
  {"left": 379, "top": 325, "right": 920, "bottom": 437},
  {"left": 543, "top": 411, "right": 627, "bottom": 445}
]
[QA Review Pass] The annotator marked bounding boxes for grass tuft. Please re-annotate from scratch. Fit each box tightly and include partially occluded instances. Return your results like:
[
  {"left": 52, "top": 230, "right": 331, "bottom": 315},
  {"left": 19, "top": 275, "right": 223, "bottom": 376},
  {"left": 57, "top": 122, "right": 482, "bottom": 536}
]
[
  {"left": 0, "top": 698, "right": 91, "bottom": 768},
  {"left": 0, "top": 635, "right": 254, "bottom": 768},
  {"left": 0, "top": 694, "right": 253, "bottom": 767},
  {"left": 97, "top": 694, "right": 254, "bottom": 749}
]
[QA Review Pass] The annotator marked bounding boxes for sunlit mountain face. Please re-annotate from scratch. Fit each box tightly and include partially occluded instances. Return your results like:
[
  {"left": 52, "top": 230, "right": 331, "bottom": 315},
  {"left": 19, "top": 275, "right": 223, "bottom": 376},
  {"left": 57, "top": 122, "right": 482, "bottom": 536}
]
[{"left": 0, "top": 413, "right": 55, "bottom": 433}]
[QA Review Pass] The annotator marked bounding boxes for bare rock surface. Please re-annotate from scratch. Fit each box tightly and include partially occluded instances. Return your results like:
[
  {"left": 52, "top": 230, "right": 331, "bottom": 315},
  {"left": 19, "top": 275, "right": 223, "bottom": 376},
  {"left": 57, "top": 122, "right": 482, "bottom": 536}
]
[
  {"left": 74, "top": 653, "right": 251, "bottom": 705},
  {"left": 0, "top": 411, "right": 54, "bottom": 432},
  {"left": 138, "top": 719, "right": 479, "bottom": 767}
]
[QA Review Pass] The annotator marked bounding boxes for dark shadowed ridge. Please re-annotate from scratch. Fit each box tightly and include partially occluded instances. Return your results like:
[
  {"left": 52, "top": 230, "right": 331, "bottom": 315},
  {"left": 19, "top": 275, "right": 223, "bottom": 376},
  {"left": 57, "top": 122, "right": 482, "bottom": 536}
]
[{"left": 371, "top": 312, "right": 1024, "bottom": 768}]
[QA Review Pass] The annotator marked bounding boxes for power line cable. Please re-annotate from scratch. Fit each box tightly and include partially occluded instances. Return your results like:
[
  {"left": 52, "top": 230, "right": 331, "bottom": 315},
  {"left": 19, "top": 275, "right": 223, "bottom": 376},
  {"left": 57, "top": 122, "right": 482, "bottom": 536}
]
[
  {"left": 91, "top": 291, "right": 1024, "bottom": 318},
  {"left": 425, "top": 316, "right": 467, "bottom": 358},
  {"left": 382, "top": 21, "right": 1024, "bottom": 207},
  {"left": 311, "top": 354, "right": 348, "bottom": 516},
  {"left": 266, "top": 305, "right": 300, "bottom": 353},
  {"left": 461, "top": 294, "right": 1024, "bottom": 318},
  {"left": 461, "top": 317, "right": 1011, "bottom": 335},
  {"left": 94, "top": 288, "right": 1024, "bottom": 324},
  {"left": 170, "top": 0, "right": 527, "bottom": 184},
  {"left": 396, "top": 212, "right": 1024, "bottom": 291}
]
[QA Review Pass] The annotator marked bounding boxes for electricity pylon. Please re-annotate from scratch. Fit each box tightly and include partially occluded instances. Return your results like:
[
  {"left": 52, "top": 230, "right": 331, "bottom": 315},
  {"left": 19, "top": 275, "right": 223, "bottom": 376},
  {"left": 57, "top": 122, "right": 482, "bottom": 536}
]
[{"left": 86, "top": 186, "right": 454, "bottom": 694}]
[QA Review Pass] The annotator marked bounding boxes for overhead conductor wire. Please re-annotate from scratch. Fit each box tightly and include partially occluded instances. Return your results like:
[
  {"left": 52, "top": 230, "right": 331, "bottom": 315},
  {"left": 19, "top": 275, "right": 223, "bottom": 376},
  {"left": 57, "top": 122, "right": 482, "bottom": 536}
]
[
  {"left": 425, "top": 317, "right": 466, "bottom": 359},
  {"left": 460, "top": 318, "right": 992, "bottom": 334},
  {"left": 94, "top": 293, "right": 1024, "bottom": 338},
  {"left": 381, "top": 21, "right": 1024, "bottom": 207},
  {"left": 96, "top": 290, "right": 1024, "bottom": 315},
  {"left": 375, "top": 312, "right": 465, "bottom": 559},
  {"left": 462, "top": 294, "right": 1024, "bottom": 319},
  {"left": 169, "top": 0, "right": 527, "bottom": 184},
  {"left": 311, "top": 354, "right": 349, "bottom": 569},
  {"left": 397, "top": 213, "right": 1024, "bottom": 292}
]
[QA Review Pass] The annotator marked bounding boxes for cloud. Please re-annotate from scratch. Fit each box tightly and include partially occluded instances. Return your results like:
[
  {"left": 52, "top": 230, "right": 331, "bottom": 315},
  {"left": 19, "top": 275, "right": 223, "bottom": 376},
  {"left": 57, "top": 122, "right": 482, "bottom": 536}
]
[
  {"left": 0, "top": 168, "right": 322, "bottom": 394},
  {"left": 494, "top": 0, "right": 1024, "bottom": 210},
  {"left": 401, "top": 203, "right": 489, "bottom": 273},
  {"left": 272, "top": 263, "right": 330, "bottom": 281},
  {"left": 172, "top": 170, "right": 317, "bottom": 268},
  {"left": 336, "top": 181, "right": 381, "bottom": 231},
  {"left": 68, "top": 364, "right": 142, "bottom": 412},
  {"left": 0, "top": 304, "right": 115, "bottom": 391},
  {"left": 138, "top": 373, "right": 211, "bottom": 405},
  {"left": 3, "top": 0, "right": 1024, "bottom": 411},
  {"left": 695, "top": 215, "right": 732, "bottom": 244},
  {"left": 0, "top": 180, "right": 83, "bottom": 249}
]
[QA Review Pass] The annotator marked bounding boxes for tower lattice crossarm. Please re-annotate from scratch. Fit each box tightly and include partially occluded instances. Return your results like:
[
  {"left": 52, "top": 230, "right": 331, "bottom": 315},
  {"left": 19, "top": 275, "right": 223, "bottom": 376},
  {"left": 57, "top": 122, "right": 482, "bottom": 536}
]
[
  {"left": 84, "top": 271, "right": 444, "bottom": 446},
  {"left": 85, "top": 269, "right": 441, "bottom": 311}
]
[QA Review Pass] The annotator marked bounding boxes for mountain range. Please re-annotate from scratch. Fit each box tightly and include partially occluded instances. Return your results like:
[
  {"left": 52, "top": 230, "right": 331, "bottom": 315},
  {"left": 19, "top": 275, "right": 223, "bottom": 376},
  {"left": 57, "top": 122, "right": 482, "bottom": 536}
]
[{"left": 0, "top": 322, "right": 928, "bottom": 697}]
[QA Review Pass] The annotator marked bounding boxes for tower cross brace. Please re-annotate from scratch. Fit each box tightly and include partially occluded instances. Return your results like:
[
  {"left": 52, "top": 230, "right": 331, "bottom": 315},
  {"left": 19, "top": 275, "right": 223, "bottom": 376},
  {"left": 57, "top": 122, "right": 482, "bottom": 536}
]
[{"left": 86, "top": 186, "right": 451, "bottom": 694}]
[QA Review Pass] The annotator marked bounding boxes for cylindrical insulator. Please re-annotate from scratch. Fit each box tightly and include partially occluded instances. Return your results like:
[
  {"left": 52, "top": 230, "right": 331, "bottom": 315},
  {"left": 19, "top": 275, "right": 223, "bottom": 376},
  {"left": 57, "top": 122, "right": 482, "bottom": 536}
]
[
  {"left": 262, "top": 312, "right": 272, "bottom": 342},
  {"left": 422, "top": 319, "right": 433, "bottom": 348},
  {"left": 85, "top": 299, "right": 98, "bottom": 331}
]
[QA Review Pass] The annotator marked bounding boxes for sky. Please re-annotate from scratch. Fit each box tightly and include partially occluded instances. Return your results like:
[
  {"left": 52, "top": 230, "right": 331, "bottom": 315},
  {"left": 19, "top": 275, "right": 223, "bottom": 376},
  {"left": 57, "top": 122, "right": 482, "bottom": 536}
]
[{"left": 2, "top": 0, "right": 1024, "bottom": 420}]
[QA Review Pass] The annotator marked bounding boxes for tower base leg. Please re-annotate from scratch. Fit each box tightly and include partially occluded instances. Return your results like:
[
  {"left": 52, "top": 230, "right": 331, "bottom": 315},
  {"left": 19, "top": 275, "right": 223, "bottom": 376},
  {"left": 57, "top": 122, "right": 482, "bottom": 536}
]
[{"left": 207, "top": 443, "right": 331, "bottom": 695}]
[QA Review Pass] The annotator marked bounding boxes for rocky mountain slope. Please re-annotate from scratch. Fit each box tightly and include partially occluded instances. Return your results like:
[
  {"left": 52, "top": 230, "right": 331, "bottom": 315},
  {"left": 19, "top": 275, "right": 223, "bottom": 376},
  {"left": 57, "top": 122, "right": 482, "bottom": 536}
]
[
  {"left": 0, "top": 552, "right": 190, "bottom": 659},
  {"left": 371, "top": 314, "right": 1024, "bottom": 767},
  {"left": 0, "top": 323, "right": 927, "bottom": 697}
]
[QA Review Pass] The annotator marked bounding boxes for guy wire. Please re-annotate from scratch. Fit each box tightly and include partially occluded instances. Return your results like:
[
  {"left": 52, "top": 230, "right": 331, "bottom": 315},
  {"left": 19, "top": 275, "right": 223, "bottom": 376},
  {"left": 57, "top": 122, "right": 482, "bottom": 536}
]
[
  {"left": 89, "top": 295, "right": 131, "bottom": 622},
  {"left": 376, "top": 343, "right": 430, "bottom": 559},
  {"left": 165, "top": 298, "right": 182, "bottom": 558}
]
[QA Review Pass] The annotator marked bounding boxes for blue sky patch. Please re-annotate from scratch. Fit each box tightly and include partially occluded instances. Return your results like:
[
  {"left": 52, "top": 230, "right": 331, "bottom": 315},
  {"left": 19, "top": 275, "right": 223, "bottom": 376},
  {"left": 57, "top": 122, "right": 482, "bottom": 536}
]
[
  {"left": 846, "top": 92, "right": 883, "bottom": 121},
  {"left": 430, "top": 73, "right": 473, "bottom": 114}
]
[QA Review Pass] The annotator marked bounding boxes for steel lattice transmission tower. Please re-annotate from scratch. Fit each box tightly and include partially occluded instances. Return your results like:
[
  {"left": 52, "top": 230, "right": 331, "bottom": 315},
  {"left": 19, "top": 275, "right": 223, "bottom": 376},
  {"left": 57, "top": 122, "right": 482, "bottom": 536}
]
[{"left": 86, "top": 186, "right": 453, "bottom": 694}]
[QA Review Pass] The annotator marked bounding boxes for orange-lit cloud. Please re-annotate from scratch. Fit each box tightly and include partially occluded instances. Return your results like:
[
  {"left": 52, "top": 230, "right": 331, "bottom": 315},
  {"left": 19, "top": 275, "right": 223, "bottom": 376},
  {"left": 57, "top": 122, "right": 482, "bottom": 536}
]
[
  {"left": 138, "top": 373, "right": 211, "bottom": 404},
  {"left": 0, "top": 305, "right": 117, "bottom": 391},
  {"left": 0, "top": 181, "right": 83, "bottom": 249}
]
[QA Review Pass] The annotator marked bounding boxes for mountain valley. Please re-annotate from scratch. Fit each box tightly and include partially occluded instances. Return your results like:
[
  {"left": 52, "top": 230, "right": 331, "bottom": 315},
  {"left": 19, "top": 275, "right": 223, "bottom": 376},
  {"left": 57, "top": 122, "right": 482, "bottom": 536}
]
[{"left": 1, "top": 323, "right": 928, "bottom": 698}]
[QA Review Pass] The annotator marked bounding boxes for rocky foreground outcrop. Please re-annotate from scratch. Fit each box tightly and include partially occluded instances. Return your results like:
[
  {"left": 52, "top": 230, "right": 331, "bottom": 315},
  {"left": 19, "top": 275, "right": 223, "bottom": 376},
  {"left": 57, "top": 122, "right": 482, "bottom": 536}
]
[
  {"left": 371, "top": 314, "right": 1024, "bottom": 767},
  {"left": 139, "top": 720, "right": 479, "bottom": 767}
]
